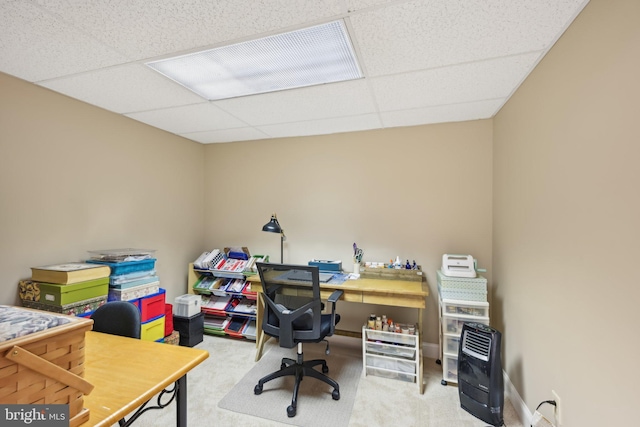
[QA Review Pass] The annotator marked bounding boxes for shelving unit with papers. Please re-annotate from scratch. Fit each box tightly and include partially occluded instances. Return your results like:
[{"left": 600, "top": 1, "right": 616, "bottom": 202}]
[{"left": 187, "top": 263, "right": 257, "bottom": 340}]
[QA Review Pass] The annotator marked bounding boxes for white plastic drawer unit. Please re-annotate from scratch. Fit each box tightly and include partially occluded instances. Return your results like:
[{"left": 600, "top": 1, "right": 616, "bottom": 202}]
[
  {"left": 443, "top": 315, "right": 489, "bottom": 336},
  {"left": 442, "top": 299, "right": 489, "bottom": 318},
  {"left": 362, "top": 326, "right": 421, "bottom": 390}
]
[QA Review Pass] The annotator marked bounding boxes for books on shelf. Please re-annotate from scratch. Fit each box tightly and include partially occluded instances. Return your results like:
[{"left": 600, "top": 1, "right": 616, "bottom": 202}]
[{"left": 31, "top": 263, "right": 110, "bottom": 285}]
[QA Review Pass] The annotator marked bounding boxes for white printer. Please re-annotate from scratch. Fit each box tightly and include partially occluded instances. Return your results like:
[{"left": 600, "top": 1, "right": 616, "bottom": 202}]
[{"left": 441, "top": 254, "right": 477, "bottom": 278}]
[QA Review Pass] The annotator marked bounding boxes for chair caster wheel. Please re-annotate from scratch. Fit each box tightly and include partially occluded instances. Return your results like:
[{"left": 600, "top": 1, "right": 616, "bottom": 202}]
[
  {"left": 287, "top": 405, "right": 296, "bottom": 417},
  {"left": 441, "top": 380, "right": 447, "bottom": 386},
  {"left": 322, "top": 365, "right": 329, "bottom": 374},
  {"left": 436, "top": 359, "right": 441, "bottom": 365},
  {"left": 254, "top": 384, "right": 263, "bottom": 395},
  {"left": 332, "top": 389, "right": 340, "bottom": 400}
]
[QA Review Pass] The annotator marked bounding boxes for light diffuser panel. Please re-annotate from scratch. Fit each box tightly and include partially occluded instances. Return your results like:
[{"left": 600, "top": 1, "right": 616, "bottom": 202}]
[{"left": 146, "top": 20, "right": 362, "bottom": 101}]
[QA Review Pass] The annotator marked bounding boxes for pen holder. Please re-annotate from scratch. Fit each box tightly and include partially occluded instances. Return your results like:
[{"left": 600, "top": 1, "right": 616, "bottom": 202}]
[{"left": 353, "top": 262, "right": 360, "bottom": 275}]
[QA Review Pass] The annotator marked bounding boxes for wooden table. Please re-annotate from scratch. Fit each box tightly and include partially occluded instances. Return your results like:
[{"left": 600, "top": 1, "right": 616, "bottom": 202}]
[
  {"left": 81, "top": 331, "right": 209, "bottom": 427},
  {"left": 249, "top": 275, "right": 429, "bottom": 362}
]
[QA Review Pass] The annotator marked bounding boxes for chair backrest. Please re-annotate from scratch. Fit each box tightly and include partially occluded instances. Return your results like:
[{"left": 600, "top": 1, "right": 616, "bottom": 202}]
[
  {"left": 90, "top": 301, "right": 141, "bottom": 339},
  {"left": 256, "top": 262, "right": 322, "bottom": 348}
]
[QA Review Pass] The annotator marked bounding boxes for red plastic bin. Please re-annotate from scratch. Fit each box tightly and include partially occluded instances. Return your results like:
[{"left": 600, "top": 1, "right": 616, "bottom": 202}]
[
  {"left": 139, "top": 288, "right": 166, "bottom": 322},
  {"left": 164, "top": 303, "right": 174, "bottom": 336}
]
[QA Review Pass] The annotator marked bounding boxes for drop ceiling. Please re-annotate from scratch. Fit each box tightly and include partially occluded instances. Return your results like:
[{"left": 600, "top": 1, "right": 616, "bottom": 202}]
[{"left": 0, "top": 0, "right": 589, "bottom": 144}]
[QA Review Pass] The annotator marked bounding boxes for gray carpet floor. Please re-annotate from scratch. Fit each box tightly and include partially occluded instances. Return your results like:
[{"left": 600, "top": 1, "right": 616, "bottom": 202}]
[{"left": 125, "top": 334, "right": 526, "bottom": 427}]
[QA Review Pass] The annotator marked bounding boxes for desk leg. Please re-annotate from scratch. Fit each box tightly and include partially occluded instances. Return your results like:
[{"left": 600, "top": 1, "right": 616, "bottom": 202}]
[
  {"left": 177, "top": 375, "right": 187, "bottom": 427},
  {"left": 418, "top": 307, "right": 425, "bottom": 394},
  {"left": 255, "top": 292, "right": 268, "bottom": 361}
]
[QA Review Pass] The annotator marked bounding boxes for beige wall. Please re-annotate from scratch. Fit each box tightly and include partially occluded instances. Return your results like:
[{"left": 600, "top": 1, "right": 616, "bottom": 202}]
[
  {"left": 1, "top": 69, "right": 493, "bottom": 346},
  {"left": 0, "top": 72, "right": 207, "bottom": 306},
  {"left": 203, "top": 122, "right": 493, "bottom": 343},
  {"left": 493, "top": 0, "right": 640, "bottom": 425}
]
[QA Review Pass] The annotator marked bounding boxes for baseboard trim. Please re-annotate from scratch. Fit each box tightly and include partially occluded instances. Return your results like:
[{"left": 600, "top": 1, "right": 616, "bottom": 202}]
[
  {"left": 422, "top": 342, "right": 439, "bottom": 359},
  {"left": 503, "top": 369, "right": 531, "bottom": 426}
]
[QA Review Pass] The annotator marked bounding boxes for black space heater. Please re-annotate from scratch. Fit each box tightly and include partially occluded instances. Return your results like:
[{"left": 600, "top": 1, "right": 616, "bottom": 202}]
[{"left": 458, "top": 322, "right": 504, "bottom": 427}]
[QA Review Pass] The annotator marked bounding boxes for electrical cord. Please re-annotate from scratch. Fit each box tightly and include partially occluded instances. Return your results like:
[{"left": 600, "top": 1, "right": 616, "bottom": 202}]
[
  {"left": 536, "top": 400, "right": 557, "bottom": 411},
  {"left": 531, "top": 400, "right": 557, "bottom": 427}
]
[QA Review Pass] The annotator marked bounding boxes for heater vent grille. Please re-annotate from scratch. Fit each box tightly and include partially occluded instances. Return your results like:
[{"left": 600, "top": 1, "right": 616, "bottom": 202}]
[{"left": 462, "top": 329, "right": 491, "bottom": 361}]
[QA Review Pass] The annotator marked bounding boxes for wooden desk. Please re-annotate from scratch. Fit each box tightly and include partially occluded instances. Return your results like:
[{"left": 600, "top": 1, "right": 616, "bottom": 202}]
[
  {"left": 249, "top": 275, "right": 429, "bottom": 362},
  {"left": 81, "top": 331, "right": 208, "bottom": 427}
]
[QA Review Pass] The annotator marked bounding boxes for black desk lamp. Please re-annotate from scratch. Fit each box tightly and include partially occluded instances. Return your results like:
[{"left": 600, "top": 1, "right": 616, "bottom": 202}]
[{"left": 262, "top": 213, "right": 286, "bottom": 263}]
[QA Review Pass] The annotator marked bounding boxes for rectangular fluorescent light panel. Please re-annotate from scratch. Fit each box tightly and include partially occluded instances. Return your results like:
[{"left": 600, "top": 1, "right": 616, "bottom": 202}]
[{"left": 146, "top": 20, "right": 362, "bottom": 101}]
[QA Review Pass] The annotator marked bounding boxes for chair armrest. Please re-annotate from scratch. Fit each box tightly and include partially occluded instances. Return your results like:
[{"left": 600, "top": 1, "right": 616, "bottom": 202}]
[
  {"left": 327, "top": 290, "right": 343, "bottom": 304},
  {"left": 327, "top": 290, "right": 343, "bottom": 335}
]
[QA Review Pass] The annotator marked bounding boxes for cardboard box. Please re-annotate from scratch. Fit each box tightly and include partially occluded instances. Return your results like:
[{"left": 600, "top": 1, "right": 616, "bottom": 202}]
[{"left": 20, "top": 277, "right": 109, "bottom": 306}]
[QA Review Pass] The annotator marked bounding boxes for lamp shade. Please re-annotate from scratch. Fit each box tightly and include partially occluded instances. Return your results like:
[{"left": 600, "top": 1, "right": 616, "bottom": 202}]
[{"left": 262, "top": 214, "right": 282, "bottom": 234}]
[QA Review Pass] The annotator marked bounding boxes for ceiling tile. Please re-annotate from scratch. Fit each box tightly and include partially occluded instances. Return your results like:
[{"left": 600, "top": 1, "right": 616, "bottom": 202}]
[
  {"left": 39, "top": 64, "right": 205, "bottom": 114},
  {"left": 370, "top": 52, "right": 542, "bottom": 111},
  {"left": 181, "top": 127, "right": 271, "bottom": 144},
  {"left": 0, "top": 0, "right": 590, "bottom": 144},
  {"left": 0, "top": 1, "right": 128, "bottom": 81},
  {"left": 214, "top": 79, "right": 378, "bottom": 126},
  {"left": 34, "top": 0, "right": 347, "bottom": 60},
  {"left": 350, "top": 0, "right": 587, "bottom": 76},
  {"left": 126, "top": 103, "right": 247, "bottom": 134},
  {"left": 257, "top": 114, "right": 382, "bottom": 138},
  {"left": 380, "top": 99, "right": 505, "bottom": 128}
]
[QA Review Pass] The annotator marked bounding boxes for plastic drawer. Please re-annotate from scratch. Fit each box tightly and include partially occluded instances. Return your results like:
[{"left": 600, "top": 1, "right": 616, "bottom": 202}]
[
  {"left": 365, "top": 341, "right": 416, "bottom": 360},
  {"left": 443, "top": 315, "right": 489, "bottom": 336},
  {"left": 164, "top": 303, "right": 173, "bottom": 336},
  {"left": 442, "top": 354, "right": 458, "bottom": 383},
  {"left": 442, "top": 299, "right": 489, "bottom": 318},
  {"left": 364, "top": 328, "right": 418, "bottom": 346},
  {"left": 443, "top": 334, "right": 461, "bottom": 355},
  {"left": 366, "top": 354, "right": 416, "bottom": 374},
  {"left": 138, "top": 289, "right": 166, "bottom": 322},
  {"left": 141, "top": 315, "right": 165, "bottom": 342},
  {"left": 365, "top": 366, "right": 415, "bottom": 383}
]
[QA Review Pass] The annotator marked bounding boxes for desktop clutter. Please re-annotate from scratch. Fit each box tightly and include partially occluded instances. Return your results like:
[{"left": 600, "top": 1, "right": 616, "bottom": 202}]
[{"left": 353, "top": 242, "right": 420, "bottom": 271}]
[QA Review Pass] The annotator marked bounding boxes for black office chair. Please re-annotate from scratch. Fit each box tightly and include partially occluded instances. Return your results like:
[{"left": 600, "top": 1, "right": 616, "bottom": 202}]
[
  {"left": 254, "top": 263, "right": 343, "bottom": 418},
  {"left": 90, "top": 301, "right": 141, "bottom": 338}
]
